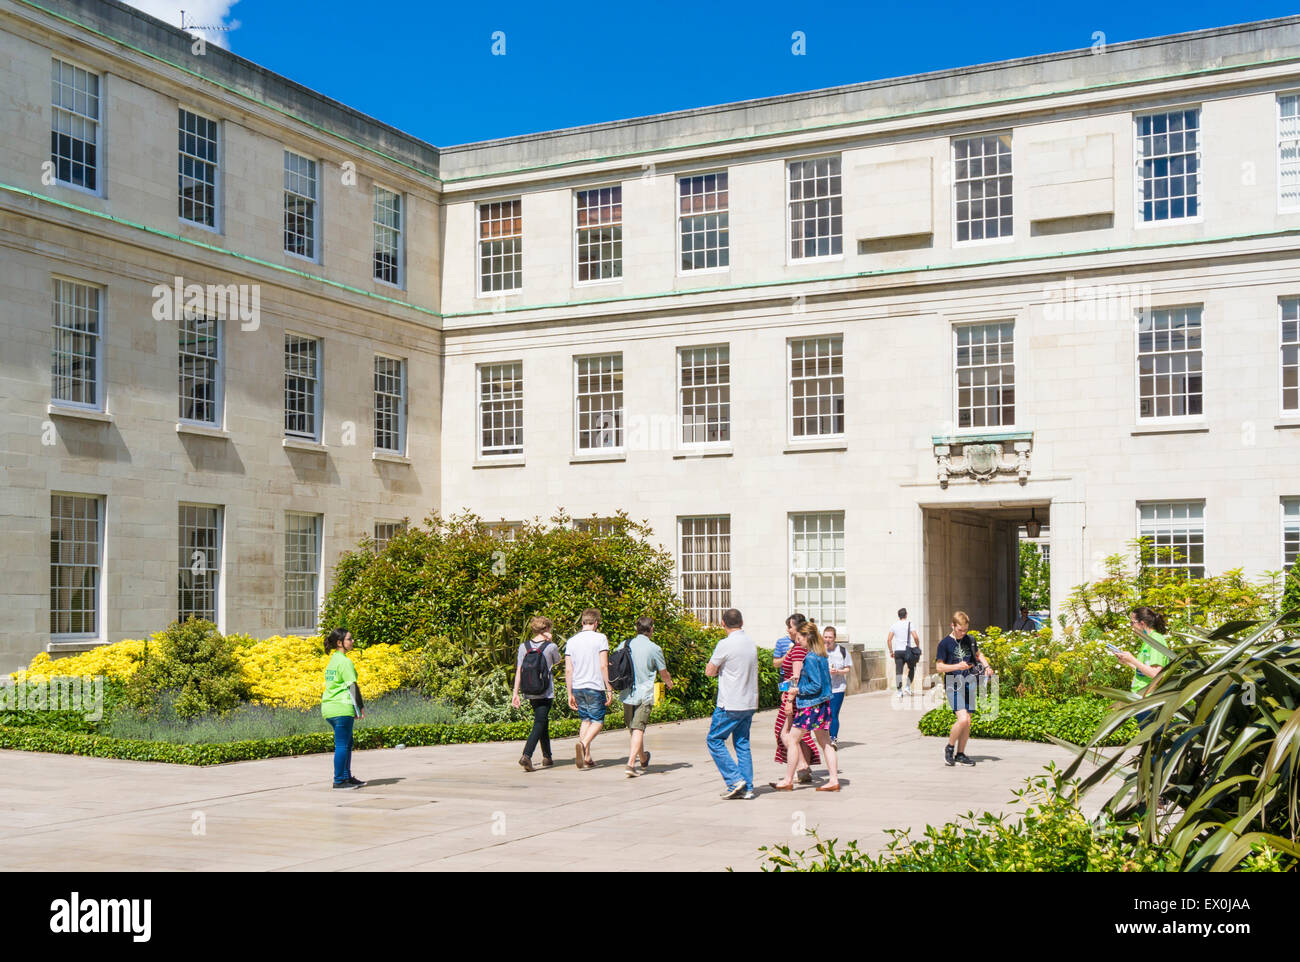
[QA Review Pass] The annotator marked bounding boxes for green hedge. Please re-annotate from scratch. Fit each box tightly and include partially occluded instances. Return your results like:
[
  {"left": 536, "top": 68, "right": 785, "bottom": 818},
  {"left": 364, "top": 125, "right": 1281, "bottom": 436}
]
[{"left": 918, "top": 696, "right": 1138, "bottom": 746}]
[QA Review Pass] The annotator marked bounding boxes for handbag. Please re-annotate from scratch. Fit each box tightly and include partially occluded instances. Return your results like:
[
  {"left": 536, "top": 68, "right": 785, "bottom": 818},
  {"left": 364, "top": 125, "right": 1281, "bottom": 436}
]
[{"left": 904, "top": 622, "right": 920, "bottom": 664}]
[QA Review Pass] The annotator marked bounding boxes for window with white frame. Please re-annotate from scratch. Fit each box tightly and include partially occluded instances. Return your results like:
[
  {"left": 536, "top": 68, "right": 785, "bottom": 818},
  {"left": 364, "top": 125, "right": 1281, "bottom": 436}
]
[
  {"left": 1136, "top": 109, "right": 1201, "bottom": 223},
  {"left": 1280, "top": 95, "right": 1300, "bottom": 211},
  {"left": 953, "top": 134, "right": 1012, "bottom": 242},
  {"left": 1284, "top": 500, "right": 1300, "bottom": 571},
  {"left": 679, "top": 345, "right": 730, "bottom": 445},
  {"left": 179, "top": 313, "right": 221, "bottom": 425},
  {"left": 285, "top": 512, "right": 321, "bottom": 631},
  {"left": 575, "top": 186, "right": 622, "bottom": 283},
  {"left": 790, "top": 512, "right": 846, "bottom": 630},
  {"left": 373, "top": 520, "right": 406, "bottom": 553},
  {"left": 373, "top": 187, "right": 402, "bottom": 285},
  {"left": 178, "top": 109, "right": 218, "bottom": 227},
  {"left": 789, "top": 336, "right": 844, "bottom": 439},
  {"left": 486, "top": 521, "right": 522, "bottom": 541},
  {"left": 50, "top": 494, "right": 101, "bottom": 637},
  {"left": 178, "top": 503, "right": 221, "bottom": 623},
  {"left": 680, "top": 516, "right": 730, "bottom": 625},
  {"left": 574, "top": 517, "right": 619, "bottom": 537},
  {"left": 478, "top": 362, "right": 523, "bottom": 457},
  {"left": 955, "top": 321, "right": 1015, "bottom": 428},
  {"left": 51, "top": 279, "right": 102, "bottom": 408},
  {"left": 283, "top": 150, "right": 318, "bottom": 258},
  {"left": 1283, "top": 298, "right": 1299, "bottom": 412},
  {"left": 1138, "top": 307, "right": 1202, "bottom": 419},
  {"left": 478, "top": 200, "right": 522, "bottom": 293},
  {"left": 373, "top": 355, "right": 405, "bottom": 453},
  {"left": 1139, "top": 502, "right": 1205, "bottom": 578},
  {"left": 788, "top": 157, "right": 842, "bottom": 260},
  {"left": 284, "top": 335, "right": 321, "bottom": 440},
  {"left": 51, "top": 59, "right": 100, "bottom": 191},
  {"left": 679, "top": 172, "right": 729, "bottom": 272},
  {"left": 575, "top": 354, "right": 623, "bottom": 451}
]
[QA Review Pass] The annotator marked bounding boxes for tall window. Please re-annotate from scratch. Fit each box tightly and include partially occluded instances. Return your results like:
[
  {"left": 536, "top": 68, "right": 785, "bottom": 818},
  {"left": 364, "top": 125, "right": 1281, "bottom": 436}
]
[
  {"left": 953, "top": 134, "right": 1012, "bottom": 242},
  {"left": 1284, "top": 500, "right": 1300, "bottom": 571},
  {"left": 285, "top": 513, "right": 321, "bottom": 631},
  {"left": 50, "top": 494, "right": 101, "bottom": 637},
  {"left": 487, "top": 521, "right": 522, "bottom": 541},
  {"left": 179, "top": 313, "right": 221, "bottom": 425},
  {"left": 955, "top": 322, "right": 1015, "bottom": 428},
  {"left": 790, "top": 513, "right": 847, "bottom": 630},
  {"left": 51, "top": 279, "right": 102, "bottom": 408},
  {"left": 178, "top": 109, "right": 218, "bottom": 227},
  {"left": 575, "top": 186, "right": 622, "bottom": 283},
  {"left": 680, "top": 517, "right": 731, "bottom": 624},
  {"left": 1279, "top": 95, "right": 1300, "bottom": 211},
  {"left": 1139, "top": 502, "right": 1205, "bottom": 578},
  {"left": 178, "top": 504, "right": 221, "bottom": 623},
  {"left": 574, "top": 517, "right": 620, "bottom": 537},
  {"left": 478, "top": 362, "right": 523, "bottom": 457},
  {"left": 1283, "top": 298, "right": 1299, "bottom": 412},
  {"left": 789, "top": 336, "right": 844, "bottom": 439},
  {"left": 284, "top": 335, "right": 321, "bottom": 440},
  {"left": 575, "top": 354, "right": 623, "bottom": 451},
  {"left": 1137, "top": 109, "right": 1201, "bottom": 223},
  {"left": 51, "top": 59, "right": 100, "bottom": 191},
  {"left": 283, "top": 150, "right": 318, "bottom": 258},
  {"left": 1138, "top": 307, "right": 1202, "bottom": 419},
  {"left": 373, "top": 187, "right": 402, "bottom": 285},
  {"left": 373, "top": 355, "right": 405, "bottom": 453},
  {"left": 478, "top": 200, "right": 522, "bottom": 293},
  {"left": 679, "top": 172, "right": 729, "bottom": 272},
  {"left": 788, "top": 157, "right": 842, "bottom": 260},
  {"left": 679, "top": 345, "right": 730, "bottom": 445},
  {"left": 373, "top": 521, "right": 406, "bottom": 553}
]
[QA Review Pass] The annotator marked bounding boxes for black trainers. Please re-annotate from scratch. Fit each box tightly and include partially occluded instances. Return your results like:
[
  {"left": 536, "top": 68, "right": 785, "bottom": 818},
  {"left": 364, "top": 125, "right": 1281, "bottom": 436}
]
[
  {"left": 332, "top": 781, "right": 361, "bottom": 790},
  {"left": 944, "top": 745, "right": 956, "bottom": 767},
  {"left": 346, "top": 776, "right": 367, "bottom": 786},
  {"left": 955, "top": 753, "right": 975, "bottom": 767}
]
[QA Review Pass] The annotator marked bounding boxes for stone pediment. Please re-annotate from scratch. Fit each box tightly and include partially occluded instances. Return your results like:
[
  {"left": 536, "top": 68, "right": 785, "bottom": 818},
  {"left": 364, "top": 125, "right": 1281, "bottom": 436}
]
[{"left": 931, "top": 432, "right": 1033, "bottom": 488}]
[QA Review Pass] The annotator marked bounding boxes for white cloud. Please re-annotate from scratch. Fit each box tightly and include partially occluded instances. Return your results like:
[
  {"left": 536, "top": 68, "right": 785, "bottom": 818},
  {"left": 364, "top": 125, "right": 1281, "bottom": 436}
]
[{"left": 120, "top": 0, "right": 241, "bottom": 50}]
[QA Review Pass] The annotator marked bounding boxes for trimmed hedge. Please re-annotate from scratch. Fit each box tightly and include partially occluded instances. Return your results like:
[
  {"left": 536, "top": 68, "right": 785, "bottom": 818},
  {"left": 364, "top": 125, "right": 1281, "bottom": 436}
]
[{"left": 918, "top": 696, "right": 1139, "bottom": 747}]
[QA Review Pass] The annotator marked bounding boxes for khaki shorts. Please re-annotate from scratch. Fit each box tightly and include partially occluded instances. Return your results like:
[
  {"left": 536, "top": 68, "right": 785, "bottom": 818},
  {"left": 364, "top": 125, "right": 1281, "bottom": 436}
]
[{"left": 623, "top": 701, "right": 652, "bottom": 731}]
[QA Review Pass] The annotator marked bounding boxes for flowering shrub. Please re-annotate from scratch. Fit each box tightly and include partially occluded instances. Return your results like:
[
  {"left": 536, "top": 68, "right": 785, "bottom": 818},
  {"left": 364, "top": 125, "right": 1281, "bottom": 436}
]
[
  {"left": 974, "top": 626, "right": 1139, "bottom": 698},
  {"left": 16, "top": 639, "right": 148, "bottom": 683}
]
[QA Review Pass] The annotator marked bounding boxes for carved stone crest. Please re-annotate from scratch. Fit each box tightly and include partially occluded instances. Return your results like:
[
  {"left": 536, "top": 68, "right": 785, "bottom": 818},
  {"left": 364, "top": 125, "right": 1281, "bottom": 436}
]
[
  {"left": 932, "top": 434, "right": 1033, "bottom": 488},
  {"left": 965, "top": 443, "right": 1001, "bottom": 480}
]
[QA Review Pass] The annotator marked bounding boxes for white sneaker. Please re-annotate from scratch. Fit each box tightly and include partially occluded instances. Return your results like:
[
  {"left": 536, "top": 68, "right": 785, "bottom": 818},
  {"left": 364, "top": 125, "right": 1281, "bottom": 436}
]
[{"left": 904, "top": 685, "right": 913, "bottom": 696}]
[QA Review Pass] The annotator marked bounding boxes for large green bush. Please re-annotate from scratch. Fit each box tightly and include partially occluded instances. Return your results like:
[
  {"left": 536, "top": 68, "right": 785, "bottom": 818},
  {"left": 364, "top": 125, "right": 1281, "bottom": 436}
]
[
  {"left": 973, "top": 626, "right": 1139, "bottom": 698},
  {"left": 124, "top": 619, "right": 251, "bottom": 719}
]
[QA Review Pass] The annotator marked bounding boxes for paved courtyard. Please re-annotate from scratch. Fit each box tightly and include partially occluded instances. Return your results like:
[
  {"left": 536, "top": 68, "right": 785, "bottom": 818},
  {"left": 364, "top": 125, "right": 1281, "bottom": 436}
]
[{"left": 0, "top": 692, "right": 1090, "bottom": 871}]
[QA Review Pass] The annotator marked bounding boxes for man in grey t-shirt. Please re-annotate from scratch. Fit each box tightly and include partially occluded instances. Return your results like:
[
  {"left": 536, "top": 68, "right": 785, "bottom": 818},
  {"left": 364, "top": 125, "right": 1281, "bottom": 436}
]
[
  {"left": 617, "top": 616, "right": 673, "bottom": 777},
  {"left": 704, "top": 608, "right": 759, "bottom": 799}
]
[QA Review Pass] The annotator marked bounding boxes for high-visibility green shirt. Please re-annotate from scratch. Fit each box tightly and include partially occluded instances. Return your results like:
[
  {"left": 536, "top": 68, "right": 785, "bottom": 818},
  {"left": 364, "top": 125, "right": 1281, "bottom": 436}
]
[
  {"left": 321, "top": 651, "right": 358, "bottom": 718},
  {"left": 1131, "top": 631, "right": 1170, "bottom": 694}
]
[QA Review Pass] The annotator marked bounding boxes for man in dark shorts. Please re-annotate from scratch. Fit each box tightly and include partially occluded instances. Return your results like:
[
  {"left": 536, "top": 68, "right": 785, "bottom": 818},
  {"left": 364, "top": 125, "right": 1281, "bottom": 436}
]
[{"left": 934, "top": 610, "right": 991, "bottom": 767}]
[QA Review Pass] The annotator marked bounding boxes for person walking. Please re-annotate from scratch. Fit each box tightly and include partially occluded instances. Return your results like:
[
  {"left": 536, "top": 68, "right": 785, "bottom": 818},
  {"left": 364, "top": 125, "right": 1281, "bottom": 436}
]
[
  {"left": 321, "top": 627, "right": 365, "bottom": 790},
  {"left": 824, "top": 625, "right": 850, "bottom": 747},
  {"left": 565, "top": 608, "right": 613, "bottom": 770},
  {"left": 935, "top": 611, "right": 991, "bottom": 767},
  {"left": 885, "top": 608, "right": 921, "bottom": 697},
  {"left": 616, "top": 616, "right": 673, "bottom": 777},
  {"left": 770, "top": 622, "right": 841, "bottom": 792},
  {"left": 773, "top": 612, "right": 805, "bottom": 670},
  {"left": 1012, "top": 606, "right": 1039, "bottom": 632},
  {"left": 774, "top": 622, "right": 821, "bottom": 783},
  {"left": 704, "top": 608, "right": 759, "bottom": 799},
  {"left": 512, "top": 616, "right": 561, "bottom": 772}
]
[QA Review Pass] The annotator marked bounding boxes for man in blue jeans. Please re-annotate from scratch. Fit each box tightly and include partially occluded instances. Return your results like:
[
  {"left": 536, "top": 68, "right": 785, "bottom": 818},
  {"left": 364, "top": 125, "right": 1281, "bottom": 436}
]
[{"left": 705, "top": 608, "right": 759, "bottom": 799}]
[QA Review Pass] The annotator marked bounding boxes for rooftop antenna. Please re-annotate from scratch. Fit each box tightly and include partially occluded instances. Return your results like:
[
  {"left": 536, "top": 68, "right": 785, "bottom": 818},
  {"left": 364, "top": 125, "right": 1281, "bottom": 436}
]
[{"left": 180, "top": 10, "right": 235, "bottom": 34}]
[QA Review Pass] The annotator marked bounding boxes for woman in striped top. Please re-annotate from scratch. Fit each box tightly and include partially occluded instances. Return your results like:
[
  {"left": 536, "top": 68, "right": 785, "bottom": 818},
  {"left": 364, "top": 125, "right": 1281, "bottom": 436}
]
[{"left": 774, "top": 626, "right": 821, "bottom": 780}]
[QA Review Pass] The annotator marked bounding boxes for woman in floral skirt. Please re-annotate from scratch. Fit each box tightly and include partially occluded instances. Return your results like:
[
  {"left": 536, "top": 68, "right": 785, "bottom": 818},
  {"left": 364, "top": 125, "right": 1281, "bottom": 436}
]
[
  {"left": 773, "top": 622, "right": 820, "bottom": 781},
  {"left": 770, "top": 622, "right": 840, "bottom": 792}
]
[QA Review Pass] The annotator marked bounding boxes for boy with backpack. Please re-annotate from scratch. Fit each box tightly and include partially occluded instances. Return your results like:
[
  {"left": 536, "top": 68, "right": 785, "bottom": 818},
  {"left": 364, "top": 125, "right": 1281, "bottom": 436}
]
[
  {"left": 612, "top": 616, "right": 674, "bottom": 778},
  {"left": 512, "top": 616, "right": 561, "bottom": 772}
]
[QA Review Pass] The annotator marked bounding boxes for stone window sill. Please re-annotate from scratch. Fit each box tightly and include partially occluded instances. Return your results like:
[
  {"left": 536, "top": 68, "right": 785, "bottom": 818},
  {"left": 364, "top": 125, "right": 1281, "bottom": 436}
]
[
  {"left": 283, "top": 437, "right": 327, "bottom": 453},
  {"left": 177, "top": 422, "right": 230, "bottom": 440},
  {"left": 48, "top": 404, "right": 112, "bottom": 424},
  {"left": 1130, "top": 422, "right": 1208, "bottom": 437},
  {"left": 473, "top": 456, "right": 525, "bottom": 469},
  {"left": 784, "top": 442, "right": 848, "bottom": 454}
]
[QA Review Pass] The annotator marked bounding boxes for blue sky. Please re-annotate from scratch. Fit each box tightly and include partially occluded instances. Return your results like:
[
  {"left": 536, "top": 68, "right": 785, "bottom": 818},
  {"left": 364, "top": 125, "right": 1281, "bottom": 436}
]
[{"left": 127, "top": 1, "right": 1297, "bottom": 145}]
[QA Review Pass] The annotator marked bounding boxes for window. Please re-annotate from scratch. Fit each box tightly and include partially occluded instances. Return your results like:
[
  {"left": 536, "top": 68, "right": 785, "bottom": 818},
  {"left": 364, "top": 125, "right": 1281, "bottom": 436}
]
[
  {"left": 1280, "top": 95, "right": 1300, "bottom": 211},
  {"left": 179, "top": 313, "right": 221, "bottom": 425},
  {"left": 373, "top": 521, "right": 406, "bottom": 553},
  {"left": 51, "top": 59, "right": 100, "bottom": 191},
  {"left": 787, "top": 157, "right": 842, "bottom": 260},
  {"left": 679, "top": 173, "right": 729, "bottom": 272},
  {"left": 1136, "top": 109, "right": 1201, "bottom": 223},
  {"left": 478, "top": 362, "right": 523, "bottom": 457},
  {"left": 486, "top": 521, "right": 522, "bottom": 541},
  {"left": 955, "top": 321, "right": 1015, "bottom": 428},
  {"left": 178, "top": 504, "right": 221, "bottom": 623},
  {"left": 51, "top": 279, "right": 102, "bottom": 408},
  {"left": 679, "top": 345, "right": 730, "bottom": 445},
  {"left": 285, "top": 513, "right": 321, "bottom": 631},
  {"left": 575, "top": 354, "right": 623, "bottom": 451},
  {"left": 178, "top": 109, "right": 218, "bottom": 227},
  {"left": 373, "top": 187, "right": 402, "bottom": 285},
  {"left": 283, "top": 151, "right": 318, "bottom": 258},
  {"left": 953, "top": 134, "right": 1012, "bottom": 242},
  {"left": 1138, "top": 307, "right": 1202, "bottom": 419},
  {"left": 478, "top": 200, "right": 522, "bottom": 294},
  {"left": 284, "top": 335, "right": 321, "bottom": 440},
  {"left": 789, "top": 336, "right": 844, "bottom": 439},
  {"left": 1139, "top": 502, "right": 1205, "bottom": 578},
  {"left": 373, "top": 355, "right": 405, "bottom": 453},
  {"left": 680, "top": 516, "right": 730, "bottom": 624},
  {"left": 50, "top": 494, "right": 101, "bottom": 637},
  {"left": 1283, "top": 298, "right": 1299, "bottom": 412},
  {"left": 790, "top": 513, "right": 846, "bottom": 630},
  {"left": 575, "top": 186, "right": 622, "bottom": 283},
  {"left": 574, "top": 517, "right": 619, "bottom": 537},
  {"left": 1284, "top": 500, "right": 1300, "bottom": 571}
]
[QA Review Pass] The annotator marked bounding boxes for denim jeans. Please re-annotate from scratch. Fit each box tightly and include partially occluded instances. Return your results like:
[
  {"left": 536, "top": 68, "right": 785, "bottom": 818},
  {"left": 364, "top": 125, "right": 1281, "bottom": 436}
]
[
  {"left": 327, "top": 714, "right": 354, "bottom": 784},
  {"left": 706, "top": 707, "right": 755, "bottom": 791},
  {"left": 829, "top": 691, "right": 846, "bottom": 739},
  {"left": 524, "top": 698, "right": 552, "bottom": 758}
]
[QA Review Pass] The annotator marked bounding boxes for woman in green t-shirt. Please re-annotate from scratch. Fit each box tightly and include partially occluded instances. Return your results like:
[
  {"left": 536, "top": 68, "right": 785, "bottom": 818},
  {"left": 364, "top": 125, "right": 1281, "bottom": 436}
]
[
  {"left": 322, "top": 628, "right": 365, "bottom": 789},
  {"left": 1114, "top": 606, "right": 1170, "bottom": 726}
]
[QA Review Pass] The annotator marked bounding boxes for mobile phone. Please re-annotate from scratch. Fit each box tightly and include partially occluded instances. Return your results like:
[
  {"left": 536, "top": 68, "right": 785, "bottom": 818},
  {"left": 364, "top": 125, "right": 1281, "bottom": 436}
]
[{"left": 1105, "top": 643, "right": 1122, "bottom": 655}]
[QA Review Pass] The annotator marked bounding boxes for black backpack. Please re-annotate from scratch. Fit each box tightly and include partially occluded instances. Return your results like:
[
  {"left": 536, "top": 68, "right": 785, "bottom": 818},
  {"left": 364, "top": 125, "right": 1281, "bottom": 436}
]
[
  {"left": 518, "top": 640, "right": 552, "bottom": 696},
  {"left": 607, "top": 640, "right": 636, "bottom": 691}
]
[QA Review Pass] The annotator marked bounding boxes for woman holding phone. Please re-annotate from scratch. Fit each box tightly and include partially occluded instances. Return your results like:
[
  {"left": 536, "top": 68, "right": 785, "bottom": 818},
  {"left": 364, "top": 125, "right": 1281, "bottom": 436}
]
[{"left": 1113, "top": 606, "right": 1170, "bottom": 726}]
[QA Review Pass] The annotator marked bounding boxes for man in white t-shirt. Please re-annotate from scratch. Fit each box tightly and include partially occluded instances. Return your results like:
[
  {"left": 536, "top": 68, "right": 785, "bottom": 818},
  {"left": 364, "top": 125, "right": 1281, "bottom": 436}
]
[
  {"left": 565, "top": 608, "right": 612, "bottom": 770},
  {"left": 704, "top": 608, "right": 759, "bottom": 800},
  {"left": 884, "top": 608, "right": 921, "bottom": 697}
]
